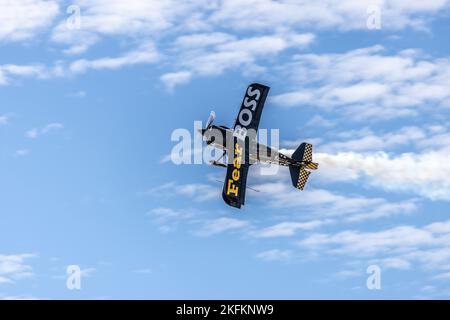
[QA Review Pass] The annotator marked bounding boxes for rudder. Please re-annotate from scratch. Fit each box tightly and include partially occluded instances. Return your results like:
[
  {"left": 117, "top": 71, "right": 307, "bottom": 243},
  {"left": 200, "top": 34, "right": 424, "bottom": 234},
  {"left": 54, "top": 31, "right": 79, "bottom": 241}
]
[{"left": 292, "top": 143, "right": 312, "bottom": 162}]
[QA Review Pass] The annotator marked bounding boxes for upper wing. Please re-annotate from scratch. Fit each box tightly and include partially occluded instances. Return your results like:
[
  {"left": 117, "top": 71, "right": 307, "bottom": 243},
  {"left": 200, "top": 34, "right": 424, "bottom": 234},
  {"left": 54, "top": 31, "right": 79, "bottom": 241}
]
[
  {"left": 222, "top": 83, "right": 270, "bottom": 209},
  {"left": 232, "top": 83, "right": 270, "bottom": 133}
]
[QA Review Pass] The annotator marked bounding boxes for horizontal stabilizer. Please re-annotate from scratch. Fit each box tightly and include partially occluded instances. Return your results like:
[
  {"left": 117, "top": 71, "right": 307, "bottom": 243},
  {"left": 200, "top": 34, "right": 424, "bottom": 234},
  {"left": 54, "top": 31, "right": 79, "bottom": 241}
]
[
  {"left": 291, "top": 142, "right": 318, "bottom": 170},
  {"left": 289, "top": 166, "right": 311, "bottom": 190},
  {"left": 304, "top": 162, "right": 319, "bottom": 170}
]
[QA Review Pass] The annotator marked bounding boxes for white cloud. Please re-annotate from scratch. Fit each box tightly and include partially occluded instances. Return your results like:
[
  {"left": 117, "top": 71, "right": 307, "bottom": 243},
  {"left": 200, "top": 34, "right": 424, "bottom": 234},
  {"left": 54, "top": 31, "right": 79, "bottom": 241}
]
[
  {"left": 80, "top": 267, "right": 96, "bottom": 278},
  {"left": 145, "top": 182, "right": 219, "bottom": 203},
  {"left": 253, "top": 182, "right": 417, "bottom": 222},
  {"left": 0, "top": 115, "right": 8, "bottom": 125},
  {"left": 299, "top": 226, "right": 428, "bottom": 256},
  {"left": 1, "top": 43, "right": 159, "bottom": 84},
  {"left": 195, "top": 217, "right": 249, "bottom": 237},
  {"left": 69, "top": 42, "right": 159, "bottom": 74},
  {"left": 2, "top": 1, "right": 449, "bottom": 89},
  {"left": 278, "top": 123, "right": 450, "bottom": 201},
  {"left": 254, "top": 220, "right": 333, "bottom": 238},
  {"left": 148, "top": 207, "right": 192, "bottom": 221},
  {"left": 147, "top": 206, "right": 198, "bottom": 233},
  {"left": 272, "top": 46, "right": 450, "bottom": 120},
  {"left": 174, "top": 32, "right": 237, "bottom": 49},
  {"left": 169, "top": 32, "right": 314, "bottom": 83},
  {"left": 68, "top": 90, "right": 87, "bottom": 98},
  {"left": 380, "top": 257, "right": 412, "bottom": 270},
  {"left": 0, "top": 0, "right": 59, "bottom": 42},
  {"left": 147, "top": 205, "right": 249, "bottom": 237},
  {"left": 15, "top": 149, "right": 30, "bottom": 156},
  {"left": 25, "top": 129, "right": 39, "bottom": 139},
  {"left": 174, "top": 183, "right": 219, "bottom": 202},
  {"left": 161, "top": 71, "right": 192, "bottom": 91},
  {"left": 50, "top": 0, "right": 206, "bottom": 52},
  {"left": 0, "top": 276, "right": 13, "bottom": 284},
  {"left": 132, "top": 268, "right": 152, "bottom": 274},
  {"left": 317, "top": 126, "right": 426, "bottom": 153},
  {"left": 26, "top": 123, "right": 64, "bottom": 139},
  {"left": 433, "top": 272, "right": 450, "bottom": 280},
  {"left": 256, "top": 249, "right": 292, "bottom": 262},
  {"left": 68, "top": 0, "right": 193, "bottom": 35},
  {"left": 209, "top": 0, "right": 450, "bottom": 31},
  {"left": 3, "top": 1, "right": 448, "bottom": 91},
  {"left": 50, "top": 0, "right": 450, "bottom": 55},
  {"left": 296, "top": 218, "right": 450, "bottom": 277},
  {"left": 315, "top": 149, "right": 450, "bottom": 201},
  {"left": 41, "top": 123, "right": 64, "bottom": 134},
  {"left": 51, "top": 24, "right": 99, "bottom": 56},
  {"left": 306, "top": 115, "right": 335, "bottom": 128},
  {"left": 0, "top": 254, "right": 36, "bottom": 284},
  {"left": 0, "top": 64, "right": 46, "bottom": 86}
]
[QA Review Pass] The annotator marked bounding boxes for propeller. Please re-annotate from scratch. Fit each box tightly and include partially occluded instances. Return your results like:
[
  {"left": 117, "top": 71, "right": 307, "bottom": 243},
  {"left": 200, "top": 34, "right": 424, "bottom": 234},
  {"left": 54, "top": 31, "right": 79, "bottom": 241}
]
[{"left": 205, "top": 111, "right": 216, "bottom": 130}]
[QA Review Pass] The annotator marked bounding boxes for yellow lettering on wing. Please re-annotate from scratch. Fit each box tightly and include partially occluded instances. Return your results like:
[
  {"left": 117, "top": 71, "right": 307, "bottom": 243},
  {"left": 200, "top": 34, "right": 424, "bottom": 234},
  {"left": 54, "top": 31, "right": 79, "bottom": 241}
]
[
  {"left": 232, "top": 169, "right": 240, "bottom": 181},
  {"left": 226, "top": 142, "right": 244, "bottom": 198},
  {"left": 235, "top": 143, "right": 243, "bottom": 156},
  {"left": 226, "top": 179, "right": 239, "bottom": 196}
]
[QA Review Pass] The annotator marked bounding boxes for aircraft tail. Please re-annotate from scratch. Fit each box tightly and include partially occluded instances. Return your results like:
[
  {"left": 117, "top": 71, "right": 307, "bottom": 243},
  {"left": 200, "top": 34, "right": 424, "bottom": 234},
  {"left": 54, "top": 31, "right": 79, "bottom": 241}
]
[{"left": 289, "top": 143, "right": 318, "bottom": 190}]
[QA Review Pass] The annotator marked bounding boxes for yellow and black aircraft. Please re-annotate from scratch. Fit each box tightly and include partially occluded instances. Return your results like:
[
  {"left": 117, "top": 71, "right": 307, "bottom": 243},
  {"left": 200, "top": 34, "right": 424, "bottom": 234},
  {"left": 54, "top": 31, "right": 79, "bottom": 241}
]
[{"left": 200, "top": 83, "right": 318, "bottom": 209}]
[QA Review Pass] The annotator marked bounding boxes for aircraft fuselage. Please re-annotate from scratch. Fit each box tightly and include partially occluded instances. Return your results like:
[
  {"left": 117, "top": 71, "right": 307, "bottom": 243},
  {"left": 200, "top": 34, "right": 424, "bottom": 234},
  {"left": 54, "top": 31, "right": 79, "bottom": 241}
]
[{"left": 200, "top": 125, "right": 298, "bottom": 167}]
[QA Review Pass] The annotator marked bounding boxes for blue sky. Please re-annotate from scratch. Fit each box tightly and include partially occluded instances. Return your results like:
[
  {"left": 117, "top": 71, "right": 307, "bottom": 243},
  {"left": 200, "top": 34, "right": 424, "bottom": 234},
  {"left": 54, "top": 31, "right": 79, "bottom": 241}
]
[{"left": 1, "top": 0, "right": 450, "bottom": 299}]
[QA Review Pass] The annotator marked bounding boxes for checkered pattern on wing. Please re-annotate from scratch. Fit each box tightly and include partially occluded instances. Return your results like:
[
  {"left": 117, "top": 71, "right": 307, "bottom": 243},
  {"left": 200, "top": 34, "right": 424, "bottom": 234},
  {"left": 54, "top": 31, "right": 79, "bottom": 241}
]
[{"left": 296, "top": 169, "right": 311, "bottom": 190}]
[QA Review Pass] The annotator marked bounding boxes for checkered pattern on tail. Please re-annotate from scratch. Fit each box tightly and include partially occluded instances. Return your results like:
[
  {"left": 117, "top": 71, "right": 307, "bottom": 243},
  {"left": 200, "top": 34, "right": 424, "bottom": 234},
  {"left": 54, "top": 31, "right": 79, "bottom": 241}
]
[
  {"left": 289, "top": 166, "right": 311, "bottom": 190},
  {"left": 289, "top": 142, "right": 318, "bottom": 190},
  {"left": 296, "top": 169, "right": 310, "bottom": 190},
  {"left": 303, "top": 143, "right": 312, "bottom": 162}
]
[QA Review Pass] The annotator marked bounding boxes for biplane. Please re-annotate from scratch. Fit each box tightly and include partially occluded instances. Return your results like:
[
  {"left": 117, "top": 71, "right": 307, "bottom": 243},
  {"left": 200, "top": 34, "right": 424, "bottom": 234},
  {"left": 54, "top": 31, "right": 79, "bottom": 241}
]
[{"left": 200, "top": 83, "right": 318, "bottom": 208}]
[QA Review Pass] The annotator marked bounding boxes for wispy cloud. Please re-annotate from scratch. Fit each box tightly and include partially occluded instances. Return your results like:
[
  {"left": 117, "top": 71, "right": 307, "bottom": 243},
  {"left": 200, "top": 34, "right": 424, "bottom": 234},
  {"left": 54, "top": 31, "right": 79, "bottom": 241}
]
[
  {"left": 15, "top": 149, "right": 30, "bottom": 157},
  {"left": 256, "top": 249, "right": 292, "bottom": 262},
  {"left": 0, "top": 0, "right": 59, "bottom": 42},
  {"left": 69, "top": 42, "right": 159, "bottom": 74},
  {"left": 208, "top": 0, "right": 449, "bottom": 31},
  {"left": 144, "top": 182, "right": 219, "bottom": 203},
  {"left": 25, "top": 123, "right": 64, "bottom": 139},
  {"left": 253, "top": 220, "right": 333, "bottom": 238},
  {"left": 0, "top": 254, "right": 36, "bottom": 284},
  {"left": 297, "top": 219, "right": 450, "bottom": 274},
  {"left": 0, "top": 64, "right": 47, "bottom": 86},
  {"left": 252, "top": 182, "right": 417, "bottom": 222},
  {"left": 80, "top": 267, "right": 96, "bottom": 278},
  {"left": 0, "top": 115, "right": 8, "bottom": 125},
  {"left": 272, "top": 46, "right": 450, "bottom": 120},
  {"left": 147, "top": 207, "right": 197, "bottom": 233},
  {"left": 317, "top": 126, "right": 426, "bottom": 153},
  {"left": 165, "top": 32, "right": 315, "bottom": 87},
  {"left": 47, "top": 0, "right": 450, "bottom": 57},
  {"left": 132, "top": 268, "right": 152, "bottom": 274},
  {"left": 195, "top": 217, "right": 250, "bottom": 237},
  {"left": 2, "top": 1, "right": 450, "bottom": 89},
  {"left": 161, "top": 71, "right": 192, "bottom": 91}
]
